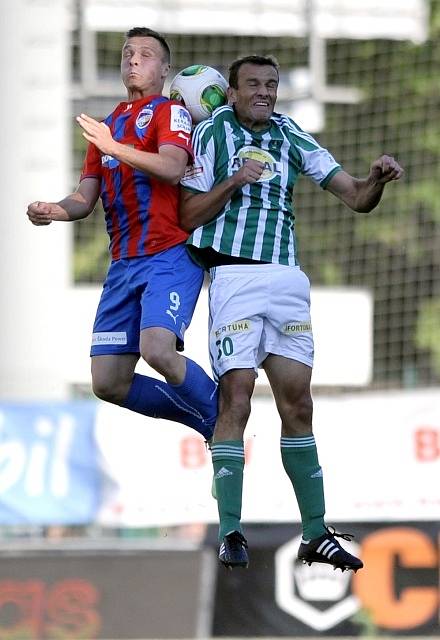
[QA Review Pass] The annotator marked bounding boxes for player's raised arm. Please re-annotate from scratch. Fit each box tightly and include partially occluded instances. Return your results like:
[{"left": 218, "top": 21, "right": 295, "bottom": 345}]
[
  {"left": 77, "top": 113, "right": 190, "bottom": 185},
  {"left": 26, "top": 177, "right": 100, "bottom": 226},
  {"left": 326, "top": 154, "right": 404, "bottom": 213}
]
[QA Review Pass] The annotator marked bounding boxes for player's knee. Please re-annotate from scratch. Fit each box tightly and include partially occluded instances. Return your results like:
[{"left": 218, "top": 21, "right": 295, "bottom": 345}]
[
  {"left": 280, "top": 390, "right": 313, "bottom": 426},
  {"left": 141, "top": 344, "right": 176, "bottom": 377},
  {"left": 295, "top": 393, "right": 313, "bottom": 424},
  {"left": 91, "top": 377, "right": 128, "bottom": 405}
]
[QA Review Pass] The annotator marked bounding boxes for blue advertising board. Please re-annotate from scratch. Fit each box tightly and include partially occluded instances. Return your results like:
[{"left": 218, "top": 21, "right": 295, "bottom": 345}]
[{"left": 0, "top": 403, "right": 99, "bottom": 524}]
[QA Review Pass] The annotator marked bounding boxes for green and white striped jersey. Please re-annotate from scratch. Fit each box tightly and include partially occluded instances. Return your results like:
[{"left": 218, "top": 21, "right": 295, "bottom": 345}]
[{"left": 181, "top": 105, "right": 341, "bottom": 266}]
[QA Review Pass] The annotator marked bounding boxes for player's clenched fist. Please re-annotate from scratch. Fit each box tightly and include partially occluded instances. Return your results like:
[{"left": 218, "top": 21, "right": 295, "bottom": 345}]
[
  {"left": 26, "top": 201, "right": 68, "bottom": 225},
  {"left": 232, "top": 159, "right": 265, "bottom": 187},
  {"left": 369, "top": 155, "right": 404, "bottom": 184}
]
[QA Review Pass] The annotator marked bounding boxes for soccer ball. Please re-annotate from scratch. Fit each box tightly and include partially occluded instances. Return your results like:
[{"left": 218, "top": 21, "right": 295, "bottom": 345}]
[{"left": 170, "top": 64, "right": 228, "bottom": 124}]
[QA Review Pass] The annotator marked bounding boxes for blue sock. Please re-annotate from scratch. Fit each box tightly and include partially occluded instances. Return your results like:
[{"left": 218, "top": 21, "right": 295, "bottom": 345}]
[
  {"left": 170, "top": 358, "right": 218, "bottom": 434},
  {"left": 122, "top": 373, "right": 214, "bottom": 440}
]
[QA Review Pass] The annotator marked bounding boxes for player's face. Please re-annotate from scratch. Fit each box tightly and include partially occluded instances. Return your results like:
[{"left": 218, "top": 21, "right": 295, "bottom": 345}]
[
  {"left": 228, "top": 64, "right": 279, "bottom": 130},
  {"left": 121, "top": 36, "right": 170, "bottom": 98}
]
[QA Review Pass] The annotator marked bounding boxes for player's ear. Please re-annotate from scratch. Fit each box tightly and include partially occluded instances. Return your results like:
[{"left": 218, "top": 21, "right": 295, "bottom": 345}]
[
  {"left": 227, "top": 86, "right": 236, "bottom": 105},
  {"left": 161, "top": 62, "right": 171, "bottom": 80}
]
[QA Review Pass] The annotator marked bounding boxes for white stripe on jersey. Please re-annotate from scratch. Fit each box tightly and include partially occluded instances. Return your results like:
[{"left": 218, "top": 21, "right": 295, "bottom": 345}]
[
  {"left": 212, "top": 210, "right": 228, "bottom": 252},
  {"left": 190, "top": 224, "right": 204, "bottom": 246}
]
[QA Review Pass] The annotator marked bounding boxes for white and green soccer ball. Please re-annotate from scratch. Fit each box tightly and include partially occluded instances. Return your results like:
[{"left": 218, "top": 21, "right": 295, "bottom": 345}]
[{"left": 170, "top": 64, "right": 228, "bottom": 124}]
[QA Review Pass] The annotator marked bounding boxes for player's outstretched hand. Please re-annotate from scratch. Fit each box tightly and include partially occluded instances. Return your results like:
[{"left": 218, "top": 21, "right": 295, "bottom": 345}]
[
  {"left": 26, "top": 201, "right": 69, "bottom": 226},
  {"left": 77, "top": 113, "right": 115, "bottom": 156},
  {"left": 369, "top": 155, "right": 404, "bottom": 184},
  {"left": 232, "top": 159, "right": 265, "bottom": 188}
]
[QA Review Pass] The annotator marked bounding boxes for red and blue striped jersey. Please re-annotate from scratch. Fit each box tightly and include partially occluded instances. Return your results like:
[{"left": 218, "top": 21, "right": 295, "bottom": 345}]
[{"left": 80, "top": 95, "right": 193, "bottom": 260}]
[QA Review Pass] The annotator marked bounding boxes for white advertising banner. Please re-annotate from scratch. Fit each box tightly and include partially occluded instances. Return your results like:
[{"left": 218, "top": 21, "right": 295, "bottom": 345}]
[
  {"left": 95, "top": 388, "right": 440, "bottom": 527},
  {"left": 85, "top": 0, "right": 428, "bottom": 43}
]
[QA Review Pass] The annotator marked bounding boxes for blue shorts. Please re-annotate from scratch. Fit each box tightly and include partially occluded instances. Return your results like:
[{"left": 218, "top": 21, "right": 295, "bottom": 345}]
[{"left": 90, "top": 244, "right": 204, "bottom": 356}]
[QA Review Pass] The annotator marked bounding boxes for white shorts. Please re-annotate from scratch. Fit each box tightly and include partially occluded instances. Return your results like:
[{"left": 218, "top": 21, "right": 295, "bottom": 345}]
[{"left": 208, "top": 263, "right": 314, "bottom": 379}]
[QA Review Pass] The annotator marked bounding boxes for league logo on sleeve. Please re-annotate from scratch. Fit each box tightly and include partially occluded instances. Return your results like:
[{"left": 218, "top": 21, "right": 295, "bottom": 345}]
[{"left": 170, "top": 104, "right": 192, "bottom": 134}]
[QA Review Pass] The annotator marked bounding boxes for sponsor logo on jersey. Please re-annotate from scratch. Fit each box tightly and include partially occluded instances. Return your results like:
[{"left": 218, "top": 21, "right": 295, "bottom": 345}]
[
  {"left": 282, "top": 322, "right": 312, "bottom": 334},
  {"left": 230, "top": 145, "right": 281, "bottom": 181},
  {"left": 184, "top": 164, "right": 204, "bottom": 179},
  {"left": 136, "top": 107, "right": 154, "bottom": 129},
  {"left": 92, "top": 332, "right": 127, "bottom": 345},
  {"left": 214, "top": 319, "right": 252, "bottom": 339},
  {"left": 170, "top": 104, "right": 192, "bottom": 134},
  {"left": 101, "top": 154, "right": 119, "bottom": 168}
]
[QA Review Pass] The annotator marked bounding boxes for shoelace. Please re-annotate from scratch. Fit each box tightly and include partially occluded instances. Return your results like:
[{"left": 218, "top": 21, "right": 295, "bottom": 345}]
[{"left": 325, "top": 525, "right": 355, "bottom": 543}]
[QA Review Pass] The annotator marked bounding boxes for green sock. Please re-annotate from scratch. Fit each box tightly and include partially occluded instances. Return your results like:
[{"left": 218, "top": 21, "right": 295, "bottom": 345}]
[
  {"left": 280, "top": 435, "right": 326, "bottom": 540},
  {"left": 211, "top": 440, "right": 245, "bottom": 540}
]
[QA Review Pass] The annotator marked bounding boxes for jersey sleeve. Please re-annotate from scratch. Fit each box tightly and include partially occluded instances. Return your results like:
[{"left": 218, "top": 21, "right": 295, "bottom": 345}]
[
  {"left": 80, "top": 143, "right": 102, "bottom": 181},
  {"left": 180, "top": 121, "right": 216, "bottom": 193},
  {"left": 154, "top": 101, "right": 194, "bottom": 161},
  {"left": 300, "top": 142, "right": 342, "bottom": 188},
  {"left": 287, "top": 121, "right": 342, "bottom": 188}
]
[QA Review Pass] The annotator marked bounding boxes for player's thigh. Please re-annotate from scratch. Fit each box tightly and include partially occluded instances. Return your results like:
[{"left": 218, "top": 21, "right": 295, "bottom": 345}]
[
  {"left": 208, "top": 267, "right": 265, "bottom": 379},
  {"left": 264, "top": 354, "right": 312, "bottom": 398},
  {"left": 91, "top": 260, "right": 142, "bottom": 356},
  {"left": 263, "top": 354, "right": 313, "bottom": 424},
  {"left": 140, "top": 244, "right": 204, "bottom": 350}
]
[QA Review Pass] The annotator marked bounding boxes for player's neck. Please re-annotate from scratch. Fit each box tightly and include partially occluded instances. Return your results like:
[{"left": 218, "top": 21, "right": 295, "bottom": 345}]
[
  {"left": 126, "top": 87, "right": 163, "bottom": 102},
  {"left": 238, "top": 117, "right": 271, "bottom": 132},
  {"left": 234, "top": 107, "right": 271, "bottom": 132}
]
